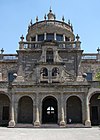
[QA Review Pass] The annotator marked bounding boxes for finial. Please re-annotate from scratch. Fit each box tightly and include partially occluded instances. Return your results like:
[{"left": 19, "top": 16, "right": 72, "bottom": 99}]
[
  {"left": 50, "top": 6, "right": 52, "bottom": 13},
  {"left": 1, "top": 48, "right": 4, "bottom": 54},
  {"left": 44, "top": 14, "right": 46, "bottom": 20},
  {"left": 54, "top": 14, "right": 56, "bottom": 20},
  {"left": 71, "top": 23, "right": 73, "bottom": 31},
  {"left": 97, "top": 47, "right": 100, "bottom": 53},
  {"left": 28, "top": 24, "right": 30, "bottom": 29},
  {"left": 30, "top": 19, "right": 32, "bottom": 25},
  {"left": 36, "top": 16, "right": 38, "bottom": 22},
  {"left": 20, "top": 35, "right": 24, "bottom": 42},
  {"left": 68, "top": 19, "right": 70, "bottom": 25},
  {"left": 76, "top": 34, "right": 80, "bottom": 41},
  {"left": 62, "top": 16, "right": 65, "bottom": 22}
]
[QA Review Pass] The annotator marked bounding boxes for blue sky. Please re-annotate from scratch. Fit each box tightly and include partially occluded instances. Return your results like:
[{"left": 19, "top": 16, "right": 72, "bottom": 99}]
[{"left": 0, "top": 0, "right": 100, "bottom": 53}]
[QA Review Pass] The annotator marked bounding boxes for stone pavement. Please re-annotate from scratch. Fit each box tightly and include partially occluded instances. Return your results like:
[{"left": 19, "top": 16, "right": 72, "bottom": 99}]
[{"left": 0, "top": 127, "right": 100, "bottom": 140}]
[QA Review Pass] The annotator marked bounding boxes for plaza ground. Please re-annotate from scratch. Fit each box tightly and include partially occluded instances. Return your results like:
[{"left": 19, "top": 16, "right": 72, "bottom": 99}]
[{"left": 0, "top": 127, "right": 100, "bottom": 140}]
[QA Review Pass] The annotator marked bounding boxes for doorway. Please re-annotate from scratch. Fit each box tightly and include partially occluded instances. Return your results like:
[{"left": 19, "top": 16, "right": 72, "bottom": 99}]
[
  {"left": 42, "top": 96, "right": 58, "bottom": 124},
  {"left": 90, "top": 93, "right": 100, "bottom": 125},
  {"left": 18, "top": 96, "right": 33, "bottom": 123}
]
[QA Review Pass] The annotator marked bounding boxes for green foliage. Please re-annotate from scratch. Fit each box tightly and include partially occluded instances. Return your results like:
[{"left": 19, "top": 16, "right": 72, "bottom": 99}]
[{"left": 95, "top": 72, "right": 100, "bottom": 81}]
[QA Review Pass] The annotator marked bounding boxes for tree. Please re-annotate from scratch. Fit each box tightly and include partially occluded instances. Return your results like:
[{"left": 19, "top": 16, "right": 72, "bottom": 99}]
[{"left": 95, "top": 72, "right": 100, "bottom": 81}]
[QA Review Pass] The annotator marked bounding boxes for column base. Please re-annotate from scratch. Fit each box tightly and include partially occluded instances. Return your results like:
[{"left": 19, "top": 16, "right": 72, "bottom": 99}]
[
  {"left": 8, "top": 120, "right": 15, "bottom": 128},
  {"left": 85, "top": 120, "right": 91, "bottom": 127},
  {"left": 59, "top": 121, "right": 66, "bottom": 127},
  {"left": 34, "top": 121, "right": 40, "bottom": 127}
]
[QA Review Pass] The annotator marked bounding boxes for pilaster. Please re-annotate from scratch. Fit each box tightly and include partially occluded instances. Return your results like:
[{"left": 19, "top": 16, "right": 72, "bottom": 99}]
[
  {"left": 34, "top": 93, "right": 40, "bottom": 127},
  {"left": 60, "top": 93, "right": 66, "bottom": 127},
  {"left": 8, "top": 93, "right": 15, "bottom": 127},
  {"left": 85, "top": 96, "right": 91, "bottom": 127}
]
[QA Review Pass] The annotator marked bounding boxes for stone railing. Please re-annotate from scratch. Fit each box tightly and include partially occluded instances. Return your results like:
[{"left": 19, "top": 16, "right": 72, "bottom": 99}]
[
  {"left": 19, "top": 41, "right": 42, "bottom": 50},
  {"left": 0, "top": 54, "right": 18, "bottom": 61},
  {"left": 81, "top": 53, "right": 100, "bottom": 62},
  {"left": 19, "top": 40, "right": 80, "bottom": 50},
  {"left": 82, "top": 54, "right": 97, "bottom": 60},
  {"left": 58, "top": 41, "right": 79, "bottom": 49}
]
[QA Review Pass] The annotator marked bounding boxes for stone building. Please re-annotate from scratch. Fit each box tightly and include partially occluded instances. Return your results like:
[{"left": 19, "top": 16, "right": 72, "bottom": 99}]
[{"left": 0, "top": 9, "right": 100, "bottom": 127}]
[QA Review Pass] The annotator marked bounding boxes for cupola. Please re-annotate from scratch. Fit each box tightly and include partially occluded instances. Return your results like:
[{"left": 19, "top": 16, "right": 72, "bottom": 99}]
[{"left": 47, "top": 8, "right": 55, "bottom": 20}]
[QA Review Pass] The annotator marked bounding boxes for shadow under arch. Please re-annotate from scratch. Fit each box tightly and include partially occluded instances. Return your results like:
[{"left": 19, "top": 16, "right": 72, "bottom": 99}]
[
  {"left": 0, "top": 94, "right": 10, "bottom": 126},
  {"left": 90, "top": 93, "right": 100, "bottom": 125},
  {"left": 66, "top": 95, "right": 82, "bottom": 124},
  {"left": 18, "top": 96, "right": 33, "bottom": 123}
]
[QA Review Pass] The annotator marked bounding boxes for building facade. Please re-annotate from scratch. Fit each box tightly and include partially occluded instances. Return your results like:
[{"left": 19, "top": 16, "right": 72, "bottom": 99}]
[{"left": 0, "top": 9, "right": 100, "bottom": 127}]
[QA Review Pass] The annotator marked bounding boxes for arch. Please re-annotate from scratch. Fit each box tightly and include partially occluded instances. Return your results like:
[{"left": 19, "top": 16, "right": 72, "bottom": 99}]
[
  {"left": 66, "top": 96, "right": 82, "bottom": 124},
  {"left": 0, "top": 94, "right": 10, "bottom": 126},
  {"left": 18, "top": 96, "right": 33, "bottom": 123},
  {"left": 42, "top": 96, "right": 58, "bottom": 124},
  {"left": 90, "top": 93, "right": 100, "bottom": 125}
]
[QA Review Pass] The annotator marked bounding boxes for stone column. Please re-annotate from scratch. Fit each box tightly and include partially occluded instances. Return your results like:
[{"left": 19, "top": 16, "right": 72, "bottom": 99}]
[
  {"left": 44, "top": 33, "right": 46, "bottom": 40},
  {"left": 60, "top": 93, "right": 66, "bottom": 127},
  {"left": 63, "top": 34, "right": 66, "bottom": 48},
  {"left": 8, "top": 93, "right": 15, "bottom": 127},
  {"left": 85, "top": 96, "right": 91, "bottom": 127},
  {"left": 34, "top": 93, "right": 40, "bottom": 127},
  {"left": 36, "top": 34, "right": 38, "bottom": 42},
  {"left": 54, "top": 33, "right": 56, "bottom": 41}
]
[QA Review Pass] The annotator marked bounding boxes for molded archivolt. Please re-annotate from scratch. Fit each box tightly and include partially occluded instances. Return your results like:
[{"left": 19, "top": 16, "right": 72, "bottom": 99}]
[{"left": 0, "top": 94, "right": 10, "bottom": 126}]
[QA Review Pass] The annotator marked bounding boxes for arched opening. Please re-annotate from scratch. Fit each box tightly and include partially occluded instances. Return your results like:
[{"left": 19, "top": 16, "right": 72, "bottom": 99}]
[
  {"left": 42, "top": 96, "right": 58, "bottom": 124},
  {"left": 0, "top": 94, "right": 10, "bottom": 126},
  {"left": 90, "top": 93, "right": 100, "bottom": 125},
  {"left": 18, "top": 96, "right": 33, "bottom": 123},
  {"left": 67, "top": 96, "right": 82, "bottom": 124},
  {"left": 40, "top": 67, "right": 48, "bottom": 77},
  {"left": 52, "top": 67, "right": 59, "bottom": 77}
]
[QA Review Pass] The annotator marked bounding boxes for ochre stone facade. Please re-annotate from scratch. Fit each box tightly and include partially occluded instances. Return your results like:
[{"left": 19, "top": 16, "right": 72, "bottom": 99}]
[{"left": 0, "top": 9, "right": 100, "bottom": 127}]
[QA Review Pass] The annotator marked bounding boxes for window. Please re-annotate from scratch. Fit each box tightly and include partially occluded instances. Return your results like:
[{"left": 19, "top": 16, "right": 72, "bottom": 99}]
[
  {"left": 38, "top": 34, "right": 44, "bottom": 41},
  {"left": 40, "top": 68, "right": 48, "bottom": 77},
  {"left": 56, "top": 34, "right": 63, "bottom": 41},
  {"left": 65, "top": 36, "right": 70, "bottom": 41},
  {"left": 86, "top": 72, "right": 92, "bottom": 81},
  {"left": 31, "top": 36, "right": 36, "bottom": 41},
  {"left": 46, "top": 33, "right": 54, "bottom": 41},
  {"left": 8, "top": 72, "right": 15, "bottom": 82},
  {"left": 52, "top": 67, "right": 59, "bottom": 76},
  {"left": 47, "top": 106, "right": 54, "bottom": 115},
  {"left": 46, "top": 49, "right": 53, "bottom": 63}
]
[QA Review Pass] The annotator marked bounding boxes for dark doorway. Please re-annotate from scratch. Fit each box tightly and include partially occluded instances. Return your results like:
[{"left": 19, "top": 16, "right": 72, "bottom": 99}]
[
  {"left": 0, "top": 94, "right": 10, "bottom": 126},
  {"left": 67, "top": 96, "right": 82, "bottom": 124},
  {"left": 42, "top": 96, "right": 58, "bottom": 124},
  {"left": 90, "top": 94, "right": 100, "bottom": 125},
  {"left": 18, "top": 96, "right": 33, "bottom": 123}
]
